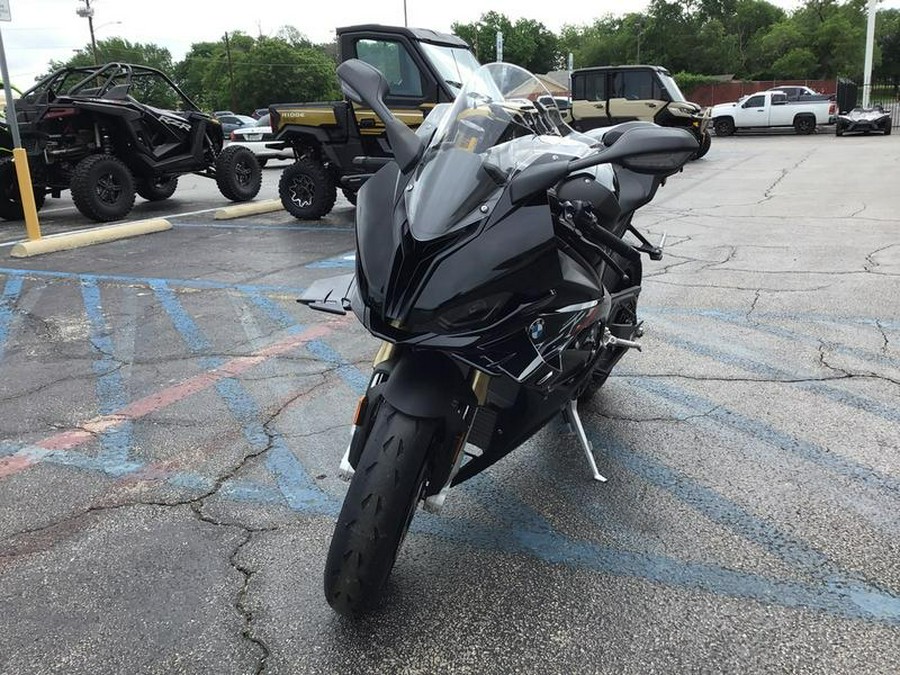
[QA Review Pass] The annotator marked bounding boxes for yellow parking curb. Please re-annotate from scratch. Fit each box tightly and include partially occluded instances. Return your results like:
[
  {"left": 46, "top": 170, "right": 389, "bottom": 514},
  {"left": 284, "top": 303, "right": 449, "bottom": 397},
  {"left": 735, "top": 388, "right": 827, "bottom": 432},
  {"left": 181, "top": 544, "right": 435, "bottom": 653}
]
[
  {"left": 10, "top": 218, "right": 172, "bottom": 258},
  {"left": 214, "top": 199, "right": 284, "bottom": 220}
]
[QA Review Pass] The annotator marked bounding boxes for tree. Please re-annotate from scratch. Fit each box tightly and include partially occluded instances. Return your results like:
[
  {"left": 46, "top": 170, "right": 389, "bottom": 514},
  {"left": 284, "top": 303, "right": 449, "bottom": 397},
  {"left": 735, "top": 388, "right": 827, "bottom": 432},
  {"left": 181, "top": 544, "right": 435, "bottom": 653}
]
[
  {"left": 172, "top": 30, "right": 340, "bottom": 113},
  {"left": 452, "top": 12, "right": 560, "bottom": 72}
]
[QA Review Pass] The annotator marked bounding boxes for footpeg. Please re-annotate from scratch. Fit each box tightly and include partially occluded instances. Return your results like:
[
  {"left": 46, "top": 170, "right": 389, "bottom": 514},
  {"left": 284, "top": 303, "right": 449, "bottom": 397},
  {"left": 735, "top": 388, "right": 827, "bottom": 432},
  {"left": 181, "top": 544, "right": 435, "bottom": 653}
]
[
  {"left": 603, "top": 327, "right": 642, "bottom": 351},
  {"left": 564, "top": 400, "right": 607, "bottom": 482}
]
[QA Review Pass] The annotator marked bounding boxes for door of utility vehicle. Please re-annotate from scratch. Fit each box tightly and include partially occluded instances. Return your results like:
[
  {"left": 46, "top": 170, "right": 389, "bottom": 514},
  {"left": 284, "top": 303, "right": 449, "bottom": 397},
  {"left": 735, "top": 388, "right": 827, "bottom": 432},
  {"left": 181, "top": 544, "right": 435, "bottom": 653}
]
[{"left": 606, "top": 69, "right": 670, "bottom": 124}]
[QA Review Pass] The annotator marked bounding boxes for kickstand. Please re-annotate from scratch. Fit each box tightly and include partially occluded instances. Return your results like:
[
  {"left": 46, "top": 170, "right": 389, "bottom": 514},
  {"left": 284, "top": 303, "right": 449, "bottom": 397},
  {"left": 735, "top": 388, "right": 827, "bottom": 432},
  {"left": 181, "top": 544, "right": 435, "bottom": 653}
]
[{"left": 563, "top": 400, "right": 607, "bottom": 482}]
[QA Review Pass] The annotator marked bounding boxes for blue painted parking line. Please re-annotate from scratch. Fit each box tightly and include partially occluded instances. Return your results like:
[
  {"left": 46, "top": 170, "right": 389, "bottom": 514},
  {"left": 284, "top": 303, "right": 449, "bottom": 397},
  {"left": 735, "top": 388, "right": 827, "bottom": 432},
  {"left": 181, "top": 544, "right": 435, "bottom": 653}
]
[
  {"left": 651, "top": 317, "right": 900, "bottom": 426},
  {"left": 646, "top": 306, "right": 900, "bottom": 372},
  {"left": 629, "top": 376, "right": 900, "bottom": 500},
  {"left": 0, "top": 267, "right": 306, "bottom": 297},
  {"left": 150, "top": 279, "right": 330, "bottom": 509},
  {"left": 80, "top": 278, "right": 133, "bottom": 463},
  {"left": 305, "top": 251, "right": 356, "bottom": 269}
]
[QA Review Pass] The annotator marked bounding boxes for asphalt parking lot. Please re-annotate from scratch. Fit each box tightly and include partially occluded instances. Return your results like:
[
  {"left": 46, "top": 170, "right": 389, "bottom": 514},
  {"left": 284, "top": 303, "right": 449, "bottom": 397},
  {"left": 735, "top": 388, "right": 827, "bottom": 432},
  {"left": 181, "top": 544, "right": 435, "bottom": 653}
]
[{"left": 1, "top": 132, "right": 898, "bottom": 674}]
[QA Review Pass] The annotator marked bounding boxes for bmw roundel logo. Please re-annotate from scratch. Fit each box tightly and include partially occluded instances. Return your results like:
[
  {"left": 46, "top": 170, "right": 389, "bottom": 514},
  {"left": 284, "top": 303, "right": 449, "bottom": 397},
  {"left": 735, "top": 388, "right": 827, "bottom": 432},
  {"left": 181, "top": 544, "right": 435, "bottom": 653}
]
[{"left": 529, "top": 319, "right": 545, "bottom": 341}]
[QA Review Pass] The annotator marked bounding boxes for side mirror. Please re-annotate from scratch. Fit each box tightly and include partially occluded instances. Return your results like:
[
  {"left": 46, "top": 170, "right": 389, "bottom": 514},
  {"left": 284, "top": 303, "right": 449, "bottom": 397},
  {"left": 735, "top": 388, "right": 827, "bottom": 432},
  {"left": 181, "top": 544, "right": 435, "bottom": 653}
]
[
  {"left": 336, "top": 59, "right": 423, "bottom": 173},
  {"left": 571, "top": 126, "right": 698, "bottom": 177}
]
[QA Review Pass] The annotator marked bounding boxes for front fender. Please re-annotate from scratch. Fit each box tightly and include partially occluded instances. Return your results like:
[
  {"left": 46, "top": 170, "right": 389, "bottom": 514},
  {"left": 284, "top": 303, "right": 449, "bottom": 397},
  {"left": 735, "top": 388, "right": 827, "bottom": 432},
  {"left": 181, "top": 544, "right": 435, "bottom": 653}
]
[{"left": 382, "top": 351, "right": 475, "bottom": 420}]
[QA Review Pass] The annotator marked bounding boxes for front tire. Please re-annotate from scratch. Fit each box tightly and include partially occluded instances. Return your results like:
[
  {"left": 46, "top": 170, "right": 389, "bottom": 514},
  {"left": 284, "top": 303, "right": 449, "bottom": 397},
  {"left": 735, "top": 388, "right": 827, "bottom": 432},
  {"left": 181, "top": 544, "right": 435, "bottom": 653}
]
[
  {"left": 71, "top": 154, "right": 136, "bottom": 222},
  {"left": 324, "top": 402, "right": 436, "bottom": 616},
  {"left": 692, "top": 129, "right": 711, "bottom": 159},
  {"left": 279, "top": 158, "right": 336, "bottom": 220},
  {"left": 713, "top": 117, "right": 735, "bottom": 137},
  {"left": 215, "top": 145, "right": 262, "bottom": 202}
]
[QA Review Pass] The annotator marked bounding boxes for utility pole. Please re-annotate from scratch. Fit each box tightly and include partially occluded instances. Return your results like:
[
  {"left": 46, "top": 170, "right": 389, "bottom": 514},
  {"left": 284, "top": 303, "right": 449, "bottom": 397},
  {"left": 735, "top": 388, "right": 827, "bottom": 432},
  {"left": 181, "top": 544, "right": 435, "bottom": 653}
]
[
  {"left": 223, "top": 32, "right": 237, "bottom": 113},
  {"left": 75, "top": 0, "right": 98, "bottom": 64},
  {"left": 403, "top": 0, "right": 408, "bottom": 28},
  {"left": 862, "top": 0, "right": 878, "bottom": 108}
]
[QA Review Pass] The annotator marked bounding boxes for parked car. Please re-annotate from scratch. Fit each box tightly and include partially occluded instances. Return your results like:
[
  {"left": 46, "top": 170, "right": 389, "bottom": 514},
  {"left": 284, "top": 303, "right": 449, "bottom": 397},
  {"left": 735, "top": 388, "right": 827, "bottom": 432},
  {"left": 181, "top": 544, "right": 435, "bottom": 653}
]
[
  {"left": 766, "top": 85, "right": 831, "bottom": 102},
  {"left": 228, "top": 115, "right": 293, "bottom": 166},
  {"left": 710, "top": 91, "right": 836, "bottom": 135},
  {"left": 216, "top": 113, "right": 256, "bottom": 135},
  {"left": 835, "top": 105, "right": 893, "bottom": 136},
  {"left": 251, "top": 107, "right": 268, "bottom": 119},
  {"left": 213, "top": 110, "right": 235, "bottom": 117}
]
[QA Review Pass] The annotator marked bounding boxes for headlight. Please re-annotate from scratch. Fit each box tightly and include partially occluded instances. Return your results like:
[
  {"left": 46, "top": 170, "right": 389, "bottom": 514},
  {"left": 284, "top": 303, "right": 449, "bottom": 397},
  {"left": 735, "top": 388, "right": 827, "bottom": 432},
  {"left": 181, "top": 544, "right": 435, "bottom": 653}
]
[{"left": 436, "top": 292, "right": 512, "bottom": 331}]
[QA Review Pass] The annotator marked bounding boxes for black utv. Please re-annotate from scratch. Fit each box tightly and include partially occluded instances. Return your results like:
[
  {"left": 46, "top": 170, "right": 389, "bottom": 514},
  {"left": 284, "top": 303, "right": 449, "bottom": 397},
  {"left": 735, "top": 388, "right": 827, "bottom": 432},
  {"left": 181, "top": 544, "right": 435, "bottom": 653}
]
[{"left": 0, "top": 63, "right": 261, "bottom": 223}]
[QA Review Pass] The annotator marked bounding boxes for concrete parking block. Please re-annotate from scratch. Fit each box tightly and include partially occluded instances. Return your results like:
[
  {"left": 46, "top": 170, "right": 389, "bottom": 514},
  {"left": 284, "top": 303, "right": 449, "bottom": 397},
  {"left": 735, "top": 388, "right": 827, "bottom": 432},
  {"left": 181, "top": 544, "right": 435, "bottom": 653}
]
[
  {"left": 214, "top": 199, "right": 284, "bottom": 220},
  {"left": 9, "top": 218, "right": 172, "bottom": 258}
]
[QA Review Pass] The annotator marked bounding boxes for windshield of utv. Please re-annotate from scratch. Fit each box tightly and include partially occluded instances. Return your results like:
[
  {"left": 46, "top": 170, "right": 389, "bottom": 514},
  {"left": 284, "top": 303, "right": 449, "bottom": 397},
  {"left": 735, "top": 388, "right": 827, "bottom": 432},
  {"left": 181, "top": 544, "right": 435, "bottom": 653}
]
[{"left": 405, "top": 63, "right": 568, "bottom": 241}]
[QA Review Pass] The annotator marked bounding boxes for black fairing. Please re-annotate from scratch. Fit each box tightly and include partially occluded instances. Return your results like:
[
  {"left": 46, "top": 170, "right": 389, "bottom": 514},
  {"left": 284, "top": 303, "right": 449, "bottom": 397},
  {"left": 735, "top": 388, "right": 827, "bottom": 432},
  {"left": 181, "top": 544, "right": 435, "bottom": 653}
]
[{"left": 355, "top": 173, "right": 603, "bottom": 352}]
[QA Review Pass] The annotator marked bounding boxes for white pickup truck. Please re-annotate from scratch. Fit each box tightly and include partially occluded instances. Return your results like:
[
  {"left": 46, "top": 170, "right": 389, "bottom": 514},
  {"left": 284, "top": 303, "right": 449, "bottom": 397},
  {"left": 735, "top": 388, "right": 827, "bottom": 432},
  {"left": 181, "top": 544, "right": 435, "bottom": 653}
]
[{"left": 710, "top": 91, "right": 836, "bottom": 136}]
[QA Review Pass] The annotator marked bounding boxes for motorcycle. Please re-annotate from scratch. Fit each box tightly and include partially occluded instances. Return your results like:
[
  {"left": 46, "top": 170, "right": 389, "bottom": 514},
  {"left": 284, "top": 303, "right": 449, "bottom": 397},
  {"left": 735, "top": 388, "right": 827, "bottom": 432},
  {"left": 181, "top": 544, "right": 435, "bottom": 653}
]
[{"left": 299, "top": 59, "right": 699, "bottom": 616}]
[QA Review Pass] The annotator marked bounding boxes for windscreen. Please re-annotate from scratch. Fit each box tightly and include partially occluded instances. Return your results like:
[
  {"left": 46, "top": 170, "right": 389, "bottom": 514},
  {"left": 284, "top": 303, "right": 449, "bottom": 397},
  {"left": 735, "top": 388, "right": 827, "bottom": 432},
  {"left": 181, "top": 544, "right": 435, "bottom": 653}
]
[{"left": 405, "top": 62, "right": 571, "bottom": 241}]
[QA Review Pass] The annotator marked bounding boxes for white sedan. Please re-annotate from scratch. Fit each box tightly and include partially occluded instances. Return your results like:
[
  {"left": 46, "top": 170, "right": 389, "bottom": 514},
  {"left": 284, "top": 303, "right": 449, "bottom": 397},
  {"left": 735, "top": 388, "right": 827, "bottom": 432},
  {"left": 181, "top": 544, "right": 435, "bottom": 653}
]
[{"left": 226, "top": 115, "right": 293, "bottom": 167}]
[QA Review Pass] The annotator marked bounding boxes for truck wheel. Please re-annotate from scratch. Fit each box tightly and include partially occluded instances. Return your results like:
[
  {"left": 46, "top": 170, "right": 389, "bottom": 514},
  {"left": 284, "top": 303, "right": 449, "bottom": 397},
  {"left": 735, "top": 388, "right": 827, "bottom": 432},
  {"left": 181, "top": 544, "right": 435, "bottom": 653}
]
[
  {"left": 794, "top": 115, "right": 816, "bottom": 135},
  {"left": 341, "top": 187, "right": 358, "bottom": 206},
  {"left": 279, "top": 158, "right": 336, "bottom": 220},
  {"left": 324, "top": 402, "right": 435, "bottom": 616},
  {"left": 713, "top": 118, "right": 734, "bottom": 137},
  {"left": 692, "top": 130, "right": 711, "bottom": 159},
  {"left": 215, "top": 145, "right": 262, "bottom": 202},
  {"left": 137, "top": 176, "right": 178, "bottom": 201},
  {"left": 71, "top": 154, "right": 136, "bottom": 222},
  {"left": 0, "top": 156, "right": 46, "bottom": 221}
]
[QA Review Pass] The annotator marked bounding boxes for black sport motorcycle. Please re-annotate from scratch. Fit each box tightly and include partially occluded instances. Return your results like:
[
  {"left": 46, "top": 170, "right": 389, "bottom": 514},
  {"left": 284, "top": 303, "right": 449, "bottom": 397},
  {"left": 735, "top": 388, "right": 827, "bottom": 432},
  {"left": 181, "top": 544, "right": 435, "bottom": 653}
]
[{"left": 300, "top": 60, "right": 699, "bottom": 616}]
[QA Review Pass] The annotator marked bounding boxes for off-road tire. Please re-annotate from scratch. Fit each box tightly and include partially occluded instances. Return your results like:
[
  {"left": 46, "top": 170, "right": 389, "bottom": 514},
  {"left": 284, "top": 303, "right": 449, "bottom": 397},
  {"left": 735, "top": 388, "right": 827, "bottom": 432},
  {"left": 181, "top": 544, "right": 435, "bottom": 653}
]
[
  {"left": 342, "top": 187, "right": 358, "bottom": 206},
  {"left": 324, "top": 402, "right": 436, "bottom": 617},
  {"left": 692, "top": 129, "right": 712, "bottom": 159},
  {"left": 0, "top": 156, "right": 46, "bottom": 221},
  {"left": 279, "top": 158, "right": 336, "bottom": 220},
  {"left": 215, "top": 145, "right": 262, "bottom": 202},
  {"left": 136, "top": 175, "right": 178, "bottom": 201},
  {"left": 713, "top": 117, "right": 735, "bottom": 137},
  {"left": 71, "top": 154, "right": 136, "bottom": 222},
  {"left": 793, "top": 115, "right": 816, "bottom": 135}
]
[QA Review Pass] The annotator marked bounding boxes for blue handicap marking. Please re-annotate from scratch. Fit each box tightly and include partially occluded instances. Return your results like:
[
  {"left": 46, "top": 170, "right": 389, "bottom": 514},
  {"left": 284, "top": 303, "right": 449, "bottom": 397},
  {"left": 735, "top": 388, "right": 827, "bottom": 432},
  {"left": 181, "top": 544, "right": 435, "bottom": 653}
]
[{"left": 306, "top": 252, "right": 356, "bottom": 269}]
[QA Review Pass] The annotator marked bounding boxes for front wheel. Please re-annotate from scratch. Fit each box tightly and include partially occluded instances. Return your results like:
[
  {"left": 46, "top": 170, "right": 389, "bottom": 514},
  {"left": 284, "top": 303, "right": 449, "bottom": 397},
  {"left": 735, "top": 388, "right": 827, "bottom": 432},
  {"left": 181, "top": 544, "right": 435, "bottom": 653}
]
[
  {"left": 713, "top": 117, "right": 735, "bottom": 137},
  {"left": 692, "top": 129, "right": 711, "bottom": 159},
  {"left": 71, "top": 154, "right": 136, "bottom": 222},
  {"left": 279, "top": 158, "right": 336, "bottom": 220},
  {"left": 215, "top": 145, "right": 262, "bottom": 201},
  {"left": 324, "top": 402, "right": 437, "bottom": 616}
]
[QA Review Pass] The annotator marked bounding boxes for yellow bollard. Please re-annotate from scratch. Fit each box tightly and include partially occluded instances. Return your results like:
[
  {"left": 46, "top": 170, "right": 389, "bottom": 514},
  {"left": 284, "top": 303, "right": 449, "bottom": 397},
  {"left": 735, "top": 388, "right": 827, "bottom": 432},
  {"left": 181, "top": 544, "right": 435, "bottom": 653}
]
[{"left": 11, "top": 148, "right": 41, "bottom": 241}]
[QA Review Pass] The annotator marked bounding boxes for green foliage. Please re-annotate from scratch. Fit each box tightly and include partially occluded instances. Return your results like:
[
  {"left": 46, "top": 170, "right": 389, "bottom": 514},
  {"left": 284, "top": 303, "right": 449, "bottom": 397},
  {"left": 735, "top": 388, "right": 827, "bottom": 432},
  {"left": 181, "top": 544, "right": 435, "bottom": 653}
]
[
  {"left": 452, "top": 12, "right": 560, "bottom": 72},
  {"left": 671, "top": 72, "right": 721, "bottom": 92},
  {"left": 37, "top": 5, "right": 900, "bottom": 108}
]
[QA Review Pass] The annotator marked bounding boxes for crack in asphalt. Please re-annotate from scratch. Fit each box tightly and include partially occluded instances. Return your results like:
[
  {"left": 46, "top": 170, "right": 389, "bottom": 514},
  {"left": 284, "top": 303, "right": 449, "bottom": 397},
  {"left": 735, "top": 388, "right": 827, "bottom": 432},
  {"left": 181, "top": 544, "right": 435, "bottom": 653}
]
[
  {"left": 0, "top": 371, "right": 344, "bottom": 671},
  {"left": 875, "top": 320, "right": 890, "bottom": 354},
  {"left": 646, "top": 278, "right": 833, "bottom": 293},
  {"left": 759, "top": 149, "right": 815, "bottom": 204},
  {"left": 817, "top": 340, "right": 900, "bottom": 388},
  {"left": 598, "top": 404, "right": 723, "bottom": 423},
  {"left": 864, "top": 243, "right": 896, "bottom": 273},
  {"left": 747, "top": 290, "right": 762, "bottom": 325}
]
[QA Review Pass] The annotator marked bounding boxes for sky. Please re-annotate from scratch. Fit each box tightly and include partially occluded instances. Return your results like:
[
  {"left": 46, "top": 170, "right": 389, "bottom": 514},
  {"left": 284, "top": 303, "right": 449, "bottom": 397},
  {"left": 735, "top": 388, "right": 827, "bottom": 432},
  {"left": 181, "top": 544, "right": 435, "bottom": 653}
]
[{"left": 2, "top": 0, "right": 896, "bottom": 89}]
